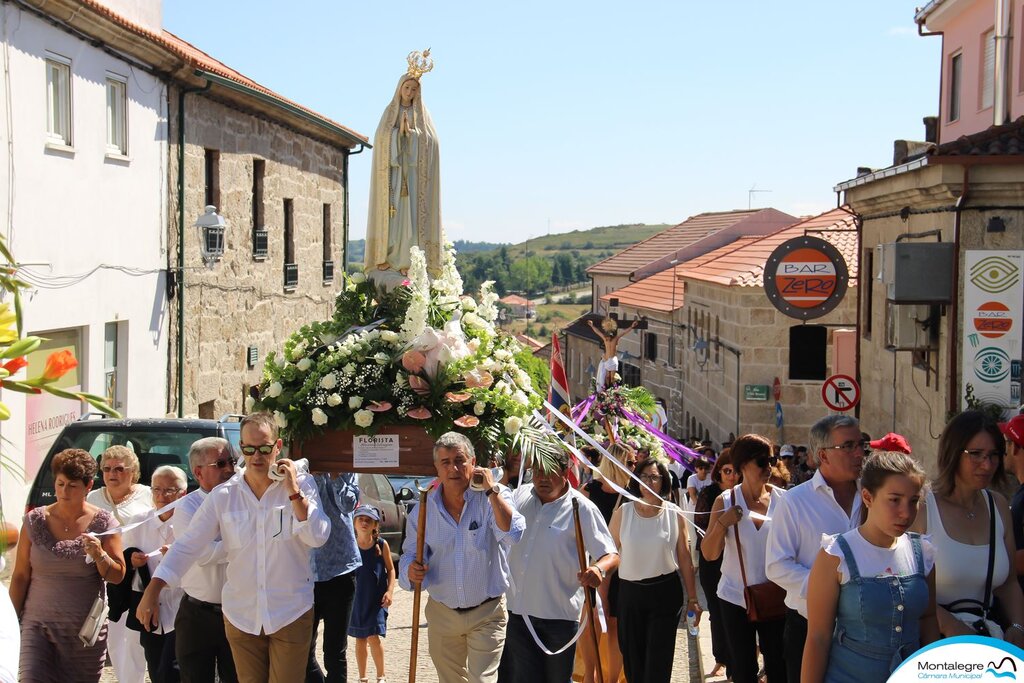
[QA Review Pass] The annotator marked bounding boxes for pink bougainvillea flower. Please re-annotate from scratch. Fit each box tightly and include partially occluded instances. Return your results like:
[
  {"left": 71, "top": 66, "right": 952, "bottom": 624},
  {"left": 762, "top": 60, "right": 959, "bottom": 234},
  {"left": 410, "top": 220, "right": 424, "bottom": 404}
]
[
  {"left": 407, "top": 406, "right": 432, "bottom": 420},
  {"left": 402, "top": 350, "right": 427, "bottom": 374},
  {"left": 445, "top": 391, "right": 472, "bottom": 403},
  {"left": 408, "top": 375, "right": 431, "bottom": 395},
  {"left": 367, "top": 401, "right": 392, "bottom": 412},
  {"left": 454, "top": 415, "right": 480, "bottom": 428},
  {"left": 463, "top": 368, "right": 494, "bottom": 389}
]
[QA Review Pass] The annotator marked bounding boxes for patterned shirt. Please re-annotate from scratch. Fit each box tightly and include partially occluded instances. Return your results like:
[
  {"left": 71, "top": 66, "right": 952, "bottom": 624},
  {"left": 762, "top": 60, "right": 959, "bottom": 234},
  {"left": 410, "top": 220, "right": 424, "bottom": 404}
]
[
  {"left": 310, "top": 473, "right": 361, "bottom": 582},
  {"left": 398, "top": 483, "right": 525, "bottom": 609}
]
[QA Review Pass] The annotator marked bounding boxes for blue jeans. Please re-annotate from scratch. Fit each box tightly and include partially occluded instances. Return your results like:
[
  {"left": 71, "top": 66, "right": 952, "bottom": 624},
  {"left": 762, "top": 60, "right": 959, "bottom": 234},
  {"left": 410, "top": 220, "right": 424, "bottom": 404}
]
[{"left": 498, "top": 612, "right": 577, "bottom": 683}]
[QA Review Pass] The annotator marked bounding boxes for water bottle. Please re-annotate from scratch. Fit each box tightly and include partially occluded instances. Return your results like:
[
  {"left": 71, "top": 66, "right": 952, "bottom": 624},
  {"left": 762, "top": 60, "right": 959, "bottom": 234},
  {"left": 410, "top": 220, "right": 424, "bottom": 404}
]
[{"left": 686, "top": 610, "right": 699, "bottom": 637}]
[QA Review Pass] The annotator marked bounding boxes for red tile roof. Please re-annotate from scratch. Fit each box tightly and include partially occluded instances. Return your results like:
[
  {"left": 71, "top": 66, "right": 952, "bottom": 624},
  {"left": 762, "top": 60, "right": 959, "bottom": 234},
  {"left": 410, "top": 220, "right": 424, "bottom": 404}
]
[
  {"left": 500, "top": 295, "right": 533, "bottom": 306},
  {"left": 53, "top": 0, "right": 368, "bottom": 145},
  {"left": 677, "top": 208, "right": 858, "bottom": 287},
  {"left": 587, "top": 209, "right": 773, "bottom": 276}
]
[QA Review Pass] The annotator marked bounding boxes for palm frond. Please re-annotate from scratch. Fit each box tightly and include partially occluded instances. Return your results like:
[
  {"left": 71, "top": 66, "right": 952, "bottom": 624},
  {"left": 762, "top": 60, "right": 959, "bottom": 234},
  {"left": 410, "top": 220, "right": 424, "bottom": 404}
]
[
  {"left": 514, "top": 414, "right": 565, "bottom": 474},
  {"left": 621, "top": 386, "right": 656, "bottom": 417}
]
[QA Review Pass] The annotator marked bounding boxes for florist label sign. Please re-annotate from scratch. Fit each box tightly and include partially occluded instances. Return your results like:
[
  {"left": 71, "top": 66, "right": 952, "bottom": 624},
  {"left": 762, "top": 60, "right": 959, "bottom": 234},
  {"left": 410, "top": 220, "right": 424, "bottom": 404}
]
[
  {"left": 353, "top": 434, "right": 400, "bottom": 468},
  {"left": 962, "top": 251, "right": 1024, "bottom": 410}
]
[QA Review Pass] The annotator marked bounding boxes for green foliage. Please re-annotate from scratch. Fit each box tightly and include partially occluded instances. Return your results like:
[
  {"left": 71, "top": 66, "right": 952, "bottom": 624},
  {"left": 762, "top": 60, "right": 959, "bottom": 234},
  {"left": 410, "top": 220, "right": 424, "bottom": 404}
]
[
  {"left": 514, "top": 346, "right": 550, "bottom": 398},
  {"left": 508, "top": 257, "right": 553, "bottom": 296}
]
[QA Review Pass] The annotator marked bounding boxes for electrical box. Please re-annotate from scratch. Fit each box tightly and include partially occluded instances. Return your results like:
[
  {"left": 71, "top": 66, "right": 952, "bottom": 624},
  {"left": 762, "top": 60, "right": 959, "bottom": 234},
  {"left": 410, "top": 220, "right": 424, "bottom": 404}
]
[
  {"left": 880, "top": 242, "right": 954, "bottom": 303},
  {"left": 886, "top": 304, "right": 930, "bottom": 350}
]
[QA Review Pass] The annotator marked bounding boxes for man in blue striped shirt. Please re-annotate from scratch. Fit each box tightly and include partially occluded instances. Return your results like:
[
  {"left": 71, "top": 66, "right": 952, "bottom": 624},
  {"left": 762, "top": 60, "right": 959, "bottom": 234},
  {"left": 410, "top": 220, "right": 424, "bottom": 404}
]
[{"left": 399, "top": 432, "right": 525, "bottom": 683}]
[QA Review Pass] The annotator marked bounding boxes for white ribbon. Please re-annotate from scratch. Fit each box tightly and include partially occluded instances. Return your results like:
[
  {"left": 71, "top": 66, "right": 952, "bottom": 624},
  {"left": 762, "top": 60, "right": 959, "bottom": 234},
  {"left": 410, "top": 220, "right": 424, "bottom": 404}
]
[{"left": 523, "top": 590, "right": 607, "bottom": 656}]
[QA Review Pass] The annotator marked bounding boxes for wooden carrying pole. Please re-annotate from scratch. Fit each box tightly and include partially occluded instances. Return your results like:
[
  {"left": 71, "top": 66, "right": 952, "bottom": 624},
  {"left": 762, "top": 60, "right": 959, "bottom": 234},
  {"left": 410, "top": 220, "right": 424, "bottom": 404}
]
[
  {"left": 572, "top": 497, "right": 605, "bottom": 683},
  {"left": 409, "top": 487, "right": 429, "bottom": 683}
]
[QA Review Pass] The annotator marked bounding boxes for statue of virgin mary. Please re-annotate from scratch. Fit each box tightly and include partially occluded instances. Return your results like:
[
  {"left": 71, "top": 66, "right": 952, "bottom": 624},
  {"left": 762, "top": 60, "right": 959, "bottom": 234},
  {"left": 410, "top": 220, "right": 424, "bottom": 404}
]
[{"left": 364, "top": 50, "right": 442, "bottom": 283}]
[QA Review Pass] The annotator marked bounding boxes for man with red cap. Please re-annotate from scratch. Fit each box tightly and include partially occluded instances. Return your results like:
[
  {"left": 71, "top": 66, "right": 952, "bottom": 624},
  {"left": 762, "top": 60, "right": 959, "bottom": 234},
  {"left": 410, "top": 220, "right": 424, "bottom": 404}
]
[
  {"left": 1000, "top": 415, "right": 1024, "bottom": 591},
  {"left": 868, "top": 432, "right": 912, "bottom": 455}
]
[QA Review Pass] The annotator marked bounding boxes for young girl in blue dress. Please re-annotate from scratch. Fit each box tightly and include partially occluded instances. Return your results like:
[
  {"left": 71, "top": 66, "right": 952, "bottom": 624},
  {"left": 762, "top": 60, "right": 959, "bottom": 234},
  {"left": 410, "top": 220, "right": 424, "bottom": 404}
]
[
  {"left": 349, "top": 506, "right": 395, "bottom": 683},
  {"left": 803, "top": 450, "right": 940, "bottom": 683}
]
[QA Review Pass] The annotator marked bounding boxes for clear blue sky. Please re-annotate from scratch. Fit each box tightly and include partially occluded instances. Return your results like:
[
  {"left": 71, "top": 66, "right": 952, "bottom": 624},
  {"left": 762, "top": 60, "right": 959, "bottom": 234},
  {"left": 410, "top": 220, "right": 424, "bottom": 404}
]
[{"left": 163, "top": 1, "right": 939, "bottom": 244}]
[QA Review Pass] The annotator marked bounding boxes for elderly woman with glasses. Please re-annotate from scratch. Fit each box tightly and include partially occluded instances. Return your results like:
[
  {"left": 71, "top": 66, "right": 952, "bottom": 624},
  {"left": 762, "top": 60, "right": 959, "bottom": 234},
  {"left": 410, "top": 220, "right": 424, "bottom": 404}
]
[
  {"left": 87, "top": 444, "right": 154, "bottom": 683},
  {"left": 911, "top": 410, "right": 1024, "bottom": 645},
  {"left": 703, "top": 434, "right": 787, "bottom": 683},
  {"left": 125, "top": 465, "right": 188, "bottom": 683},
  {"left": 608, "top": 456, "right": 700, "bottom": 683}
]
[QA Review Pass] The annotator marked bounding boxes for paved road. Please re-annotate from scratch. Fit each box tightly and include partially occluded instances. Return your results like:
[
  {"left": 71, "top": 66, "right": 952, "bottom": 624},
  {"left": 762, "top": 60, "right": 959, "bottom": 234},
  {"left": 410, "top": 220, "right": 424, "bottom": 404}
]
[{"left": 94, "top": 586, "right": 700, "bottom": 682}]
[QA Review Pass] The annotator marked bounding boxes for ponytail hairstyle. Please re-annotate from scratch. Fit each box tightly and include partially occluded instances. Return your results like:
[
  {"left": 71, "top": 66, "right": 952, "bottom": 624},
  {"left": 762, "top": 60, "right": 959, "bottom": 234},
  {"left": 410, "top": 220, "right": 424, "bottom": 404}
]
[
  {"left": 859, "top": 450, "right": 927, "bottom": 523},
  {"left": 372, "top": 523, "right": 381, "bottom": 557}
]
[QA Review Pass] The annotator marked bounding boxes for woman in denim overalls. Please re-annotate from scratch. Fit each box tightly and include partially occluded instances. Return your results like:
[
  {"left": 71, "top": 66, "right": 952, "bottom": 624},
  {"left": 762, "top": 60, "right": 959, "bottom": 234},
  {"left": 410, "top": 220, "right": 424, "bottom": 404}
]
[{"left": 802, "top": 451, "right": 940, "bottom": 683}]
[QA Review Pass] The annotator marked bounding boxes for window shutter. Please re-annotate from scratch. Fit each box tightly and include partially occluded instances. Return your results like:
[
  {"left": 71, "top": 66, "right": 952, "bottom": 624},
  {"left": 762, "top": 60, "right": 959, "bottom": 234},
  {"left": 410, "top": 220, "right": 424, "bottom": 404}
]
[{"left": 983, "top": 29, "right": 996, "bottom": 109}]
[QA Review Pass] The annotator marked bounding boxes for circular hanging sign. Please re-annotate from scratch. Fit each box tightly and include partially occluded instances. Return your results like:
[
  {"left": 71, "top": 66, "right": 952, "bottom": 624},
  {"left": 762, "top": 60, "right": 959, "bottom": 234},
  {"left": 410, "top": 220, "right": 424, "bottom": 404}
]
[{"left": 763, "top": 235, "right": 850, "bottom": 320}]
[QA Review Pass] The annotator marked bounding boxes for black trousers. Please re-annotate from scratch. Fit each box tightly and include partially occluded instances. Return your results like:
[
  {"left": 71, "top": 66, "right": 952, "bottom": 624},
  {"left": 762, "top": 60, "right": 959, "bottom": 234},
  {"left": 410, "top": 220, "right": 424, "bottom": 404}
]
[
  {"left": 140, "top": 629, "right": 180, "bottom": 683},
  {"left": 698, "top": 553, "right": 731, "bottom": 672},
  {"left": 718, "top": 598, "right": 787, "bottom": 683},
  {"left": 174, "top": 594, "right": 238, "bottom": 683},
  {"left": 783, "top": 609, "right": 807, "bottom": 683},
  {"left": 305, "top": 571, "right": 356, "bottom": 683},
  {"left": 617, "top": 573, "right": 684, "bottom": 683},
  {"left": 498, "top": 612, "right": 578, "bottom": 683}
]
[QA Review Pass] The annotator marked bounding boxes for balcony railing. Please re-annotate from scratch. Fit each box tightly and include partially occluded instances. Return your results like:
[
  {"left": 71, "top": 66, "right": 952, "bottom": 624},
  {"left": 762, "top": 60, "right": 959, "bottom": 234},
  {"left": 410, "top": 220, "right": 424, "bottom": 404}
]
[
  {"left": 322, "top": 260, "right": 334, "bottom": 284},
  {"left": 284, "top": 262, "right": 298, "bottom": 290},
  {"left": 253, "top": 229, "right": 268, "bottom": 260}
]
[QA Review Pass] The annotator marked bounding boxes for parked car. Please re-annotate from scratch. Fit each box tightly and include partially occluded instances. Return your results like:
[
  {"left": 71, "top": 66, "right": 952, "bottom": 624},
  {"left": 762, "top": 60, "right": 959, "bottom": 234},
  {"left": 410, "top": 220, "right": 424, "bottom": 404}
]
[
  {"left": 387, "top": 474, "right": 436, "bottom": 512},
  {"left": 26, "top": 414, "right": 243, "bottom": 512},
  {"left": 355, "top": 473, "right": 412, "bottom": 560}
]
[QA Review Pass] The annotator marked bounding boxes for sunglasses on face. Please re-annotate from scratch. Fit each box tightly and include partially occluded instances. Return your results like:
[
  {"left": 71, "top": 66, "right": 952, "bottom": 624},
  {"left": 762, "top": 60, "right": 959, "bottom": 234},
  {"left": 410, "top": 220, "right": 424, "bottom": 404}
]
[
  {"left": 720, "top": 467, "right": 736, "bottom": 475},
  {"left": 240, "top": 444, "right": 276, "bottom": 456},
  {"left": 198, "top": 458, "right": 234, "bottom": 470},
  {"left": 754, "top": 455, "right": 779, "bottom": 469},
  {"left": 101, "top": 465, "right": 129, "bottom": 474}
]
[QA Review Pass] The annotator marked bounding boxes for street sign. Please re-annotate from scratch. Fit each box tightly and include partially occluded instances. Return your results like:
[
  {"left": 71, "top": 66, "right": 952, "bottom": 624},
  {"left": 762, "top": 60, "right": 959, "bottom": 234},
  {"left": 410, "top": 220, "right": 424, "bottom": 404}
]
[
  {"left": 744, "top": 384, "right": 770, "bottom": 402},
  {"left": 773, "top": 377, "right": 781, "bottom": 401},
  {"left": 821, "top": 374, "right": 860, "bottom": 412},
  {"left": 763, "top": 236, "right": 850, "bottom": 320},
  {"left": 775, "top": 401, "right": 784, "bottom": 428}
]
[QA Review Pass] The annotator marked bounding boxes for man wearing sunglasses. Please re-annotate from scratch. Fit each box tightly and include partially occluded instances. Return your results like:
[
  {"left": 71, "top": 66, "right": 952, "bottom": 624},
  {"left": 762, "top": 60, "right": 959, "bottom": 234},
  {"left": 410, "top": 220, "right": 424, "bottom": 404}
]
[
  {"left": 137, "top": 413, "right": 330, "bottom": 683},
  {"left": 766, "top": 414, "right": 865, "bottom": 683},
  {"left": 168, "top": 436, "right": 239, "bottom": 682}
]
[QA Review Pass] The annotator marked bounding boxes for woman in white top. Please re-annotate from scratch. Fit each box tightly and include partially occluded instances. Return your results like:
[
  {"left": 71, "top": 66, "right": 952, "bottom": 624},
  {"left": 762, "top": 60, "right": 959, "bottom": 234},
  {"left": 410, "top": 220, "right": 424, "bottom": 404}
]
[
  {"left": 128, "top": 466, "right": 187, "bottom": 683},
  {"left": 911, "top": 410, "right": 1024, "bottom": 645},
  {"left": 703, "top": 434, "right": 786, "bottom": 683},
  {"left": 609, "top": 456, "right": 700, "bottom": 683},
  {"left": 86, "top": 445, "right": 153, "bottom": 683}
]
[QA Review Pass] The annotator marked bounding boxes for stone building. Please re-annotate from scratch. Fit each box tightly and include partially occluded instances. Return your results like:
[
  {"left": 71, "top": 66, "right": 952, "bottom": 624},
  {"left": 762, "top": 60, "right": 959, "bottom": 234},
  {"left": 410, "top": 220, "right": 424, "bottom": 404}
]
[
  {"left": 564, "top": 209, "right": 795, "bottom": 428},
  {"left": 598, "top": 209, "right": 859, "bottom": 447}
]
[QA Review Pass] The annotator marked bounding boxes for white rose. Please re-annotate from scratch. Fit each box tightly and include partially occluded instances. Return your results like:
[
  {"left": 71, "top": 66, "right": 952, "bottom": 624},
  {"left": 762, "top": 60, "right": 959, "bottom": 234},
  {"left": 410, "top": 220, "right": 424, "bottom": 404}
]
[
  {"left": 354, "top": 409, "right": 374, "bottom": 428},
  {"left": 504, "top": 416, "right": 523, "bottom": 435},
  {"left": 495, "top": 349, "right": 512, "bottom": 361},
  {"left": 350, "top": 272, "right": 367, "bottom": 284},
  {"left": 327, "top": 393, "right": 342, "bottom": 407},
  {"left": 311, "top": 408, "right": 328, "bottom": 426},
  {"left": 515, "top": 370, "right": 530, "bottom": 387},
  {"left": 244, "top": 396, "right": 256, "bottom": 412},
  {"left": 343, "top": 363, "right": 357, "bottom": 376},
  {"left": 265, "top": 381, "right": 283, "bottom": 398},
  {"left": 373, "top": 352, "right": 390, "bottom": 365},
  {"left": 320, "top": 373, "right": 338, "bottom": 390},
  {"left": 349, "top": 395, "right": 363, "bottom": 410},
  {"left": 513, "top": 390, "right": 529, "bottom": 406},
  {"left": 474, "top": 401, "right": 486, "bottom": 416},
  {"left": 273, "top": 411, "right": 288, "bottom": 429},
  {"left": 297, "top": 358, "right": 312, "bottom": 372},
  {"left": 381, "top": 330, "right": 399, "bottom": 343},
  {"left": 460, "top": 296, "right": 477, "bottom": 311}
]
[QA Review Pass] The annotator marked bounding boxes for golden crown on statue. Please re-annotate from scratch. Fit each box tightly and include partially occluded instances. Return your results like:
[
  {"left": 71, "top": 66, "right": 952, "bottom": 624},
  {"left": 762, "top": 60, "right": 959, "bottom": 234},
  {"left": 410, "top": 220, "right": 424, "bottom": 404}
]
[{"left": 406, "top": 48, "right": 434, "bottom": 80}]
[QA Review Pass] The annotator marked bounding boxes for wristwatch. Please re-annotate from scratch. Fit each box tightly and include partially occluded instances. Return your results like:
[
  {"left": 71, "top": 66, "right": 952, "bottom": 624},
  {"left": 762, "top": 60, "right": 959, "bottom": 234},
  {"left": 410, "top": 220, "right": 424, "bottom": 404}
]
[
  {"left": 288, "top": 491, "right": 304, "bottom": 502},
  {"left": 485, "top": 485, "right": 500, "bottom": 497},
  {"left": 592, "top": 564, "right": 607, "bottom": 580}
]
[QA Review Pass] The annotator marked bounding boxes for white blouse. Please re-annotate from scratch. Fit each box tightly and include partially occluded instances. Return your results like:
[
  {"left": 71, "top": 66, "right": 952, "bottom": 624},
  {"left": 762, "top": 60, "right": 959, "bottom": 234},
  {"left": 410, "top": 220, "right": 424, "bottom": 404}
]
[
  {"left": 717, "top": 484, "right": 784, "bottom": 609},
  {"left": 618, "top": 502, "right": 681, "bottom": 581}
]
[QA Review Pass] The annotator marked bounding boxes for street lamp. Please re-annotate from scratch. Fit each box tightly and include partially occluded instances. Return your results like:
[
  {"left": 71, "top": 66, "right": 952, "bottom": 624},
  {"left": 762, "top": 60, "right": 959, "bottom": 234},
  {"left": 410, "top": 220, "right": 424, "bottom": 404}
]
[{"left": 195, "top": 205, "right": 227, "bottom": 266}]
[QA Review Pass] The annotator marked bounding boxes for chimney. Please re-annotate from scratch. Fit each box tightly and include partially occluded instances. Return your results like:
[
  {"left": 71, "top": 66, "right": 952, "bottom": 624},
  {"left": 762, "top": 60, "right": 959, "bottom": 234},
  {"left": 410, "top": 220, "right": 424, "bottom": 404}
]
[{"left": 923, "top": 116, "right": 938, "bottom": 143}]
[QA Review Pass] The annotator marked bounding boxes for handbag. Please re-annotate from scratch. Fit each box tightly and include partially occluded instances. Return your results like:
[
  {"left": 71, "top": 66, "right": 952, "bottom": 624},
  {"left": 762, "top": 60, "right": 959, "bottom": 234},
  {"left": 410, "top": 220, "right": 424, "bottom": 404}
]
[
  {"left": 733, "top": 513, "right": 787, "bottom": 623},
  {"left": 941, "top": 491, "right": 1005, "bottom": 637},
  {"left": 78, "top": 595, "right": 108, "bottom": 647}
]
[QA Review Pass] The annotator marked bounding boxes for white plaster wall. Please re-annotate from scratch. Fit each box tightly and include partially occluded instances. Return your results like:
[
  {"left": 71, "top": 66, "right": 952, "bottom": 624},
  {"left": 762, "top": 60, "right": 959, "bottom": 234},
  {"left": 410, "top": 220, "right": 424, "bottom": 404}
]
[{"left": 0, "top": 5, "right": 168, "bottom": 525}]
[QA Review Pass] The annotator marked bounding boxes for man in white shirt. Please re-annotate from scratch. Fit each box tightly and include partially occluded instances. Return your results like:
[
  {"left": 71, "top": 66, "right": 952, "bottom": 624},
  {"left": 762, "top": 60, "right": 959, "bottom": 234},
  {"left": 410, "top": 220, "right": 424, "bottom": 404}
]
[
  {"left": 172, "top": 436, "right": 238, "bottom": 682},
  {"left": 765, "top": 414, "right": 864, "bottom": 683},
  {"left": 498, "top": 450, "right": 619, "bottom": 683},
  {"left": 685, "top": 458, "right": 712, "bottom": 506},
  {"left": 136, "top": 413, "right": 331, "bottom": 683}
]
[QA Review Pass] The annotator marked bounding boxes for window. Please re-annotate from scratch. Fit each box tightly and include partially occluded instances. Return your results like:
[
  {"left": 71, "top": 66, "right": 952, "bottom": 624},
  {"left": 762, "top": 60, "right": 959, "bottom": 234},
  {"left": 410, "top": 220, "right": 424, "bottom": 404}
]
[
  {"left": 645, "top": 332, "right": 658, "bottom": 362},
  {"left": 283, "top": 199, "right": 297, "bottom": 289},
  {"left": 949, "top": 52, "right": 962, "bottom": 122},
  {"left": 621, "top": 362, "right": 640, "bottom": 387},
  {"left": 789, "top": 325, "right": 827, "bottom": 380},
  {"left": 105, "top": 76, "right": 127, "bottom": 155},
  {"left": 45, "top": 56, "right": 72, "bottom": 145},
  {"left": 668, "top": 335, "right": 676, "bottom": 367},
  {"left": 322, "top": 203, "right": 333, "bottom": 283},
  {"left": 862, "top": 248, "right": 873, "bottom": 339},
  {"left": 252, "top": 160, "right": 267, "bottom": 258},
  {"left": 204, "top": 149, "right": 220, "bottom": 209},
  {"left": 982, "top": 30, "right": 996, "bottom": 110}
]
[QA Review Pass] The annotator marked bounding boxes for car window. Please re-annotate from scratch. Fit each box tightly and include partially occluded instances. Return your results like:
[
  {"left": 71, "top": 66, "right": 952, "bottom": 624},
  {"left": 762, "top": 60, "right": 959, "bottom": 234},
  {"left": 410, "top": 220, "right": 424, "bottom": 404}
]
[
  {"left": 43, "top": 429, "right": 211, "bottom": 490},
  {"left": 221, "top": 427, "right": 241, "bottom": 456},
  {"left": 358, "top": 473, "right": 379, "bottom": 500},
  {"left": 373, "top": 475, "right": 394, "bottom": 502}
]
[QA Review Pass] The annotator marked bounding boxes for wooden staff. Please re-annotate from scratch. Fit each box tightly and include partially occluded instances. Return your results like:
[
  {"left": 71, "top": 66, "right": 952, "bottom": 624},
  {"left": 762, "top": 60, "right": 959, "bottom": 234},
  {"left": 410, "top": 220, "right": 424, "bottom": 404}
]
[
  {"left": 409, "top": 486, "right": 430, "bottom": 683},
  {"left": 572, "top": 496, "right": 605, "bottom": 683}
]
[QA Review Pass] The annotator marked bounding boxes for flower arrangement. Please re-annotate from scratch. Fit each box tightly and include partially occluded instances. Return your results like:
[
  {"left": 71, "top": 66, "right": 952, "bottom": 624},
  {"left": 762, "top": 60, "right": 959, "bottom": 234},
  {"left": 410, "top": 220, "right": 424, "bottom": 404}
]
[{"left": 254, "top": 245, "right": 557, "bottom": 464}]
